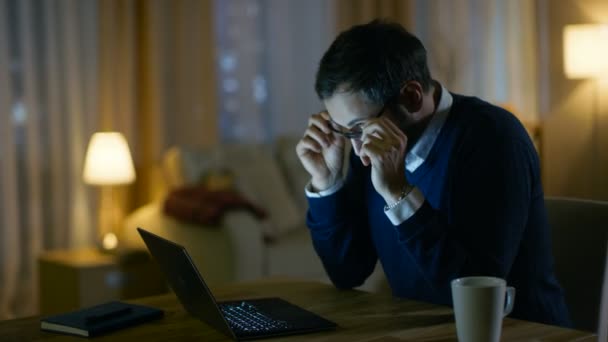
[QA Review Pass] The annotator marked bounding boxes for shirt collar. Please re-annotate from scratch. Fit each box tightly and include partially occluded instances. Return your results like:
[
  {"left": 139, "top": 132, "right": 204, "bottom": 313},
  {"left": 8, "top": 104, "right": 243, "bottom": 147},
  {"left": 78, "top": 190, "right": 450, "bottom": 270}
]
[{"left": 405, "top": 83, "right": 453, "bottom": 173}]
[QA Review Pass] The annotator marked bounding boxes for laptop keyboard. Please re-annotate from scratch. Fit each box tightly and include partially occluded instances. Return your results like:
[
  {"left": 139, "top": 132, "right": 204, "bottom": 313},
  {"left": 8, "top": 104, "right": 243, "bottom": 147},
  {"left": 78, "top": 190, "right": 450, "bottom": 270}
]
[{"left": 220, "top": 301, "right": 292, "bottom": 334}]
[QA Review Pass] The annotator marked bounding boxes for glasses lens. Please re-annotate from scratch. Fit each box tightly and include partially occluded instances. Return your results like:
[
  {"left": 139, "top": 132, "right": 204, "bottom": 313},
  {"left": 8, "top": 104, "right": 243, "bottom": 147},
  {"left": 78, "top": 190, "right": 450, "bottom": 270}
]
[
  {"left": 346, "top": 125, "right": 363, "bottom": 139},
  {"left": 329, "top": 120, "right": 363, "bottom": 139}
]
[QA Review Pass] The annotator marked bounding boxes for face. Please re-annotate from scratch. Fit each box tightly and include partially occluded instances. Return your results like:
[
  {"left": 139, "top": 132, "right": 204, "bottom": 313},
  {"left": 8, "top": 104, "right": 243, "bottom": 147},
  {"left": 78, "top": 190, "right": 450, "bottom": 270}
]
[
  {"left": 323, "top": 81, "right": 428, "bottom": 156},
  {"left": 324, "top": 91, "right": 394, "bottom": 156}
]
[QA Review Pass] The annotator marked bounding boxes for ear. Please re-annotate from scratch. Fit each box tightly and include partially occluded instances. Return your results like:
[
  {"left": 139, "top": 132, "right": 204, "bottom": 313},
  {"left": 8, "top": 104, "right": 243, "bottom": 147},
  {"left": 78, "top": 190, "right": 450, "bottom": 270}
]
[{"left": 398, "top": 81, "right": 424, "bottom": 113}]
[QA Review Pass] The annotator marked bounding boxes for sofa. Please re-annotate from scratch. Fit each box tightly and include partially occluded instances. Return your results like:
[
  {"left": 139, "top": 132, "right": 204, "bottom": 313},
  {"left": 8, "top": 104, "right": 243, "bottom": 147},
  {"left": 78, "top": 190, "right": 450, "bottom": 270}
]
[{"left": 122, "top": 136, "right": 386, "bottom": 290}]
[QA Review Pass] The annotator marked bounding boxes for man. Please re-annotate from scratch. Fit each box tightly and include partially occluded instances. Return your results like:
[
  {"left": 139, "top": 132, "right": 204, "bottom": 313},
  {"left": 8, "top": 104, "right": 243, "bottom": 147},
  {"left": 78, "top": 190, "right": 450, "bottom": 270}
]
[{"left": 296, "top": 20, "right": 570, "bottom": 326}]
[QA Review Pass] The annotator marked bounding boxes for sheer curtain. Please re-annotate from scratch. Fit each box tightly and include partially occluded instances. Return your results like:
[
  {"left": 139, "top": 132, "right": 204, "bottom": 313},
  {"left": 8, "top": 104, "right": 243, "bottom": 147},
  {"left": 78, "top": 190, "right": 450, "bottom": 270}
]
[
  {"left": 413, "top": 0, "right": 538, "bottom": 121},
  {"left": 214, "top": 0, "right": 335, "bottom": 142},
  {"left": 0, "top": 0, "right": 98, "bottom": 319},
  {"left": 215, "top": 0, "right": 538, "bottom": 142},
  {"left": 0, "top": 0, "right": 219, "bottom": 320},
  {"left": 334, "top": 0, "right": 413, "bottom": 32},
  {"left": 99, "top": 0, "right": 218, "bottom": 207}
]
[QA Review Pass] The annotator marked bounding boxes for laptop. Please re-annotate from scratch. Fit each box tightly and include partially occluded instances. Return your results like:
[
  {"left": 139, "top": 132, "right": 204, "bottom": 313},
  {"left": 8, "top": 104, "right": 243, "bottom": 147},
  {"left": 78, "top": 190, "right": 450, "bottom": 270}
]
[{"left": 137, "top": 227, "right": 337, "bottom": 340}]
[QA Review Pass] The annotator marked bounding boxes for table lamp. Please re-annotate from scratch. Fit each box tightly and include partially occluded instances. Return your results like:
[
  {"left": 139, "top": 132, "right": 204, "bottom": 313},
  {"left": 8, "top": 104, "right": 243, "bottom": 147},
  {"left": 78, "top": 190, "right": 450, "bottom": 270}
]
[
  {"left": 563, "top": 24, "right": 608, "bottom": 79},
  {"left": 83, "top": 132, "right": 136, "bottom": 252}
]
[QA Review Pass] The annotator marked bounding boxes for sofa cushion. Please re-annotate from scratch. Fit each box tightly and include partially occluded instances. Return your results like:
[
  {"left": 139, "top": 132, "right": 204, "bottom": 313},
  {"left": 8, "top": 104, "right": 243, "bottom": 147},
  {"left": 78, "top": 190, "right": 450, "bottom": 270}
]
[
  {"left": 162, "top": 144, "right": 303, "bottom": 239},
  {"left": 163, "top": 184, "right": 268, "bottom": 226},
  {"left": 122, "top": 202, "right": 235, "bottom": 285}
]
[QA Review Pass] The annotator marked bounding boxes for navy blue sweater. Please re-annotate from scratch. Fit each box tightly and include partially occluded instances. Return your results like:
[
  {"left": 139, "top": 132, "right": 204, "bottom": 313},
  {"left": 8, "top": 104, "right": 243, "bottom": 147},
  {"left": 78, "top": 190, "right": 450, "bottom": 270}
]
[{"left": 306, "top": 94, "right": 570, "bottom": 327}]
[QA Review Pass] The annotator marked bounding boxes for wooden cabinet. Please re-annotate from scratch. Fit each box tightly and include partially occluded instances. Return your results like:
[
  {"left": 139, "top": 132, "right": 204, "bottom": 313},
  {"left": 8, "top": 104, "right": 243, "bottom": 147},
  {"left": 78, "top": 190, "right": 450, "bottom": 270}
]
[{"left": 38, "top": 248, "right": 167, "bottom": 315}]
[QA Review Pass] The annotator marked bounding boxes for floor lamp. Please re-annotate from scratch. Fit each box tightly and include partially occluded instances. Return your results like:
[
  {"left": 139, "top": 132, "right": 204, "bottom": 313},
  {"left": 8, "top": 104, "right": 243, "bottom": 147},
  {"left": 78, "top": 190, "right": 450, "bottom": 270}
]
[
  {"left": 83, "top": 132, "right": 136, "bottom": 252},
  {"left": 563, "top": 24, "right": 608, "bottom": 198}
]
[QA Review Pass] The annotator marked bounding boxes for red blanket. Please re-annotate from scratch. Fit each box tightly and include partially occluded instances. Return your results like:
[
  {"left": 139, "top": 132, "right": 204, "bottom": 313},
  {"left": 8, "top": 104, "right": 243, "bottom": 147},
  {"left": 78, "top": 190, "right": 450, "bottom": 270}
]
[{"left": 163, "top": 185, "right": 267, "bottom": 226}]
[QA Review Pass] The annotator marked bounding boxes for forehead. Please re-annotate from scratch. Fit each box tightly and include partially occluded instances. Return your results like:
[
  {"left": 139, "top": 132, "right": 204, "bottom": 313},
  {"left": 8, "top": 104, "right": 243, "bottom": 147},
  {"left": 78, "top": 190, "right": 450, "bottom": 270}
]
[{"left": 323, "top": 91, "right": 377, "bottom": 125}]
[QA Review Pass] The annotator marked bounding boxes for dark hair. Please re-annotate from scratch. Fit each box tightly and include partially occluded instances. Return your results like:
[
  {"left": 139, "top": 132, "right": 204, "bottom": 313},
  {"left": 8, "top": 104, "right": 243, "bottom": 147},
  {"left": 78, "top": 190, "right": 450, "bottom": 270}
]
[{"left": 315, "top": 19, "right": 432, "bottom": 105}]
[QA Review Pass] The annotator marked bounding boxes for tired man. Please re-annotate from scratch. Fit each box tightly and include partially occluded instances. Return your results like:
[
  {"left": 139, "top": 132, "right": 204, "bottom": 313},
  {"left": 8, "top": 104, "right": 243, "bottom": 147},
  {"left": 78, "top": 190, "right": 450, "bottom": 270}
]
[{"left": 296, "top": 20, "right": 570, "bottom": 326}]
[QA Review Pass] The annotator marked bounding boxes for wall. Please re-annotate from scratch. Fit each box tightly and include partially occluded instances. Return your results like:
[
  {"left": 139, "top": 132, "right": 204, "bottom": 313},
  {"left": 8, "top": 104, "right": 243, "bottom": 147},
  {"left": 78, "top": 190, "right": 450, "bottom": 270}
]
[{"left": 538, "top": 0, "right": 608, "bottom": 200}]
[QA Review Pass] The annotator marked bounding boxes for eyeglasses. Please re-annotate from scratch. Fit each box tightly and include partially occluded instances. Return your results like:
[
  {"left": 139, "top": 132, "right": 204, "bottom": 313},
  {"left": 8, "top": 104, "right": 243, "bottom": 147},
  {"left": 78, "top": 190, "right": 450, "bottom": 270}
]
[{"left": 328, "top": 104, "right": 387, "bottom": 140}]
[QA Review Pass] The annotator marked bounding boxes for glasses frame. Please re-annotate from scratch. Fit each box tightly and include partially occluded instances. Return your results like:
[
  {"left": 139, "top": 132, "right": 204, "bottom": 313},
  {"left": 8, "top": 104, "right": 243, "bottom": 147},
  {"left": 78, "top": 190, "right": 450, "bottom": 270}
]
[{"left": 328, "top": 103, "right": 388, "bottom": 139}]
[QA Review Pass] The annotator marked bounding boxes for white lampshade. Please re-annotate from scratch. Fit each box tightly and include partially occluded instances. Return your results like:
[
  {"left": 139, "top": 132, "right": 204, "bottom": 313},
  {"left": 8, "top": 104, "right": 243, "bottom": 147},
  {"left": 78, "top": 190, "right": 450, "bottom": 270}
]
[
  {"left": 83, "top": 132, "right": 136, "bottom": 185},
  {"left": 563, "top": 24, "right": 608, "bottom": 79}
]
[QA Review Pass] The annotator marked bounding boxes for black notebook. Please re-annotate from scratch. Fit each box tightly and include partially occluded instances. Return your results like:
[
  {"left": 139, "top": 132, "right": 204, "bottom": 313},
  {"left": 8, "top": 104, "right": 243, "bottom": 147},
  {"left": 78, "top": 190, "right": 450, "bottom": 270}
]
[{"left": 40, "top": 301, "right": 164, "bottom": 337}]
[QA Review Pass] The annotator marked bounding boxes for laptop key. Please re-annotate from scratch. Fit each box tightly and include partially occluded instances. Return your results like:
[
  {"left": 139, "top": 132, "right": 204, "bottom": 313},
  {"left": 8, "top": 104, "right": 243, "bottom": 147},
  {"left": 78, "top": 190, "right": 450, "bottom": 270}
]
[{"left": 220, "top": 302, "right": 293, "bottom": 334}]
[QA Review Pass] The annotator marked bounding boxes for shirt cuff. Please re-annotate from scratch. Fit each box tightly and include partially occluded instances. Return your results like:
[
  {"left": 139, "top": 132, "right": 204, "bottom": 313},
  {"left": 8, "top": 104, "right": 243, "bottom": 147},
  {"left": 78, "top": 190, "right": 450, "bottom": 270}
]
[
  {"left": 384, "top": 187, "right": 425, "bottom": 225},
  {"left": 305, "top": 178, "right": 345, "bottom": 198}
]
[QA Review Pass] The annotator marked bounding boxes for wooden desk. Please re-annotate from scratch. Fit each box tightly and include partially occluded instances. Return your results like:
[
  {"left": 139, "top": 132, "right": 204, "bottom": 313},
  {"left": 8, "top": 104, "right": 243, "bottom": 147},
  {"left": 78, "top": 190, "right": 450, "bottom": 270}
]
[{"left": 0, "top": 278, "right": 596, "bottom": 341}]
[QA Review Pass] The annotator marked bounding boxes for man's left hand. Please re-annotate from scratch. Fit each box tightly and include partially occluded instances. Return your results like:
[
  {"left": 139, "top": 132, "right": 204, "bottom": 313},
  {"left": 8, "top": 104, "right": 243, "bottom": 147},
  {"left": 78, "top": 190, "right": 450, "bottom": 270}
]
[{"left": 359, "top": 117, "right": 409, "bottom": 205}]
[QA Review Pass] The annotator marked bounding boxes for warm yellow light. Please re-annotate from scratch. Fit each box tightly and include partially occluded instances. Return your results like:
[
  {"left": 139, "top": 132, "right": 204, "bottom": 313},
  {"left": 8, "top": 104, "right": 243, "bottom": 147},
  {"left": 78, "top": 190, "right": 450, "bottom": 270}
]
[
  {"left": 101, "top": 232, "right": 118, "bottom": 251},
  {"left": 83, "top": 132, "right": 136, "bottom": 185},
  {"left": 563, "top": 24, "right": 608, "bottom": 79}
]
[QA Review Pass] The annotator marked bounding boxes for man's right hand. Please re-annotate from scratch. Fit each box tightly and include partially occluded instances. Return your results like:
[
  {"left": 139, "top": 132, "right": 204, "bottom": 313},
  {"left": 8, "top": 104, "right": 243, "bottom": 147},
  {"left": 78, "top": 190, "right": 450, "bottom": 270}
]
[{"left": 296, "top": 111, "right": 346, "bottom": 191}]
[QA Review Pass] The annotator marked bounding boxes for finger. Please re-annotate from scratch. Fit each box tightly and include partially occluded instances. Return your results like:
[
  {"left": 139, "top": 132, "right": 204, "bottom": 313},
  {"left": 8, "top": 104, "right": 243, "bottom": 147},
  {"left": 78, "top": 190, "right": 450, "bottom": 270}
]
[
  {"left": 368, "top": 118, "right": 402, "bottom": 139},
  {"left": 309, "top": 112, "right": 332, "bottom": 134},
  {"left": 306, "top": 125, "right": 331, "bottom": 148},
  {"left": 379, "top": 117, "right": 404, "bottom": 140},
  {"left": 358, "top": 146, "right": 371, "bottom": 166},
  {"left": 363, "top": 118, "right": 395, "bottom": 134},
  {"left": 360, "top": 140, "right": 384, "bottom": 167},
  {"left": 364, "top": 119, "right": 407, "bottom": 148},
  {"left": 360, "top": 155, "right": 371, "bottom": 166},
  {"left": 319, "top": 111, "right": 331, "bottom": 121},
  {"left": 317, "top": 110, "right": 345, "bottom": 141},
  {"left": 361, "top": 121, "right": 397, "bottom": 146},
  {"left": 360, "top": 121, "right": 385, "bottom": 140},
  {"left": 355, "top": 140, "right": 372, "bottom": 166},
  {"left": 296, "top": 136, "right": 322, "bottom": 155},
  {"left": 312, "top": 112, "right": 344, "bottom": 143},
  {"left": 380, "top": 119, "right": 408, "bottom": 149},
  {"left": 363, "top": 135, "right": 390, "bottom": 149}
]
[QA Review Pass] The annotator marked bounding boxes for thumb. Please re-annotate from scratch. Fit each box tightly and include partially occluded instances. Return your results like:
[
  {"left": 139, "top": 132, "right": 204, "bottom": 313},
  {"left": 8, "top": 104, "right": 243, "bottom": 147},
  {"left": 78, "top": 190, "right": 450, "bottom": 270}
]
[{"left": 360, "top": 155, "right": 371, "bottom": 166}]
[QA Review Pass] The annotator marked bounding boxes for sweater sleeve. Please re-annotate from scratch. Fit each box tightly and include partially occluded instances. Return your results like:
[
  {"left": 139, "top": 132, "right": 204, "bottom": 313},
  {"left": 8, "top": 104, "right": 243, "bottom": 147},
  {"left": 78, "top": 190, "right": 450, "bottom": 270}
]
[
  {"left": 394, "top": 127, "right": 535, "bottom": 303},
  {"left": 305, "top": 152, "right": 377, "bottom": 289}
]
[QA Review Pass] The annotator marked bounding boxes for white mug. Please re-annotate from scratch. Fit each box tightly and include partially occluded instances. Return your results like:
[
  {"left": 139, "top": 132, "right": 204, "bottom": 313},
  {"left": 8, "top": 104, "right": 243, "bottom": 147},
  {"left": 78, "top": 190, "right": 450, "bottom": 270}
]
[{"left": 451, "top": 276, "right": 516, "bottom": 342}]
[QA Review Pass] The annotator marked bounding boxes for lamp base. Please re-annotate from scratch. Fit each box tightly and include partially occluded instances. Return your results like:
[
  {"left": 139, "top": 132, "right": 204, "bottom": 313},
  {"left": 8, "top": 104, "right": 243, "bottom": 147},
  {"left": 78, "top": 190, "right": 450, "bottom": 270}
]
[
  {"left": 97, "top": 232, "right": 120, "bottom": 254},
  {"left": 96, "top": 185, "right": 127, "bottom": 255}
]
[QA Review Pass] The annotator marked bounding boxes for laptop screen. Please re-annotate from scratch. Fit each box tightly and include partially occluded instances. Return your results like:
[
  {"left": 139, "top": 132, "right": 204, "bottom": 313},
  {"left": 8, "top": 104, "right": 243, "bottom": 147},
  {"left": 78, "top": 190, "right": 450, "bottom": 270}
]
[{"left": 137, "top": 227, "right": 236, "bottom": 339}]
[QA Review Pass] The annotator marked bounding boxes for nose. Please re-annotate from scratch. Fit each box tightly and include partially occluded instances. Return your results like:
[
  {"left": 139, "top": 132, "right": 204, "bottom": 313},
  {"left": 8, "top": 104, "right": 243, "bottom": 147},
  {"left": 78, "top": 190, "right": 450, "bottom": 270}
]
[{"left": 351, "top": 138, "right": 363, "bottom": 156}]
